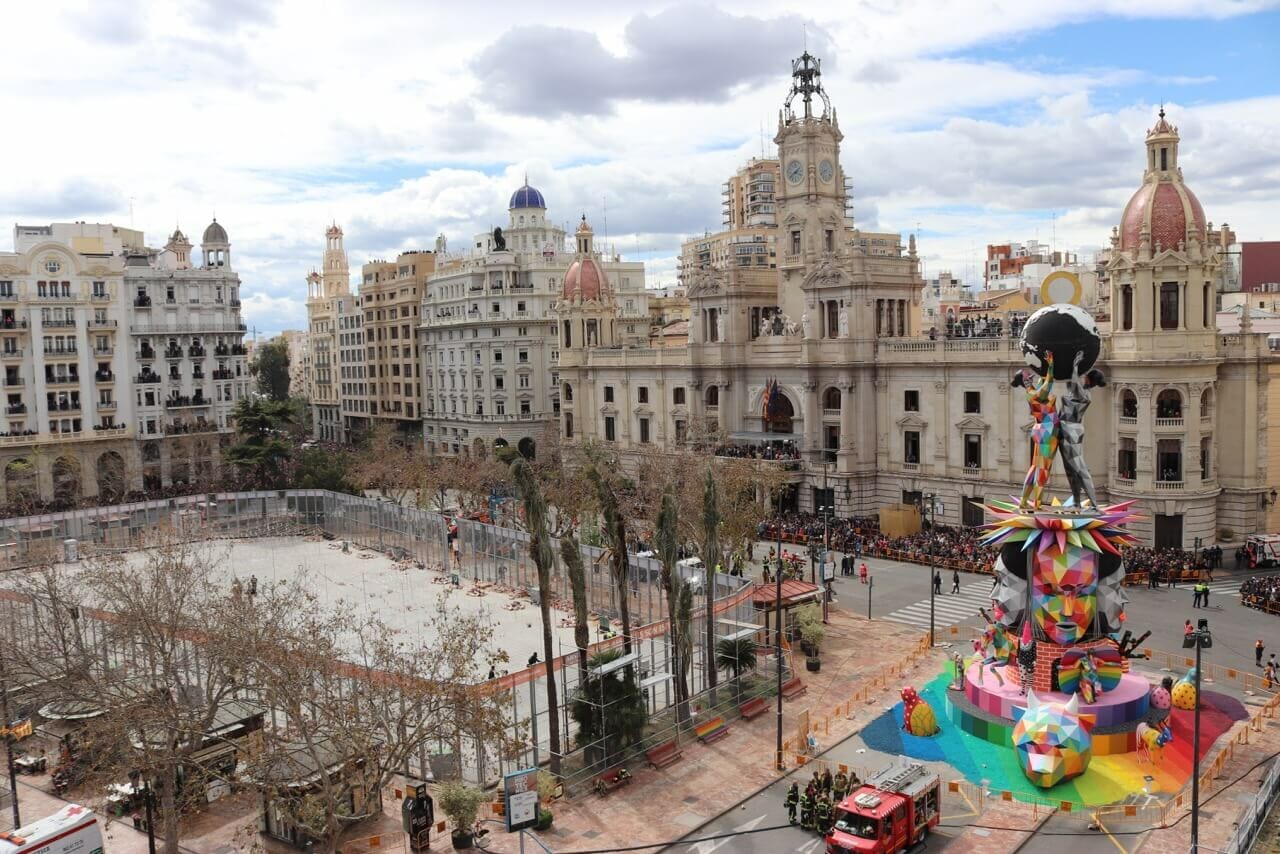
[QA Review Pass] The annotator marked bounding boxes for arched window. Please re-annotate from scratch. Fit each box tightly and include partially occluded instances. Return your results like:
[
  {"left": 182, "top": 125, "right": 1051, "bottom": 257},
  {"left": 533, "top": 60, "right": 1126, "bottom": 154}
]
[
  {"left": 564, "top": 412, "right": 573, "bottom": 438},
  {"left": 706, "top": 386, "right": 719, "bottom": 407},
  {"left": 1156, "top": 389, "right": 1183, "bottom": 420},
  {"left": 822, "top": 387, "right": 841, "bottom": 411},
  {"left": 1199, "top": 388, "right": 1213, "bottom": 420},
  {"left": 563, "top": 383, "right": 572, "bottom": 402},
  {"left": 1120, "top": 285, "right": 1133, "bottom": 331},
  {"left": 1120, "top": 389, "right": 1138, "bottom": 419}
]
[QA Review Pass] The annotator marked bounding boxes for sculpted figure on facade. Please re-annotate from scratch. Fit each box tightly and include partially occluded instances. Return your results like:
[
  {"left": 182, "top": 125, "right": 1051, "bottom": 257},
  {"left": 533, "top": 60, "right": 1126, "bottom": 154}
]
[
  {"left": 716, "top": 310, "right": 726, "bottom": 343},
  {"left": 802, "top": 312, "right": 813, "bottom": 339},
  {"left": 838, "top": 307, "right": 849, "bottom": 338}
]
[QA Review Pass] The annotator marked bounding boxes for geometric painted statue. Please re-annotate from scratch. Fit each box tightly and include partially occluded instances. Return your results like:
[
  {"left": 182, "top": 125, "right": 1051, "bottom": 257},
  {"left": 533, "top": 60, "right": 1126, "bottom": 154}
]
[{"left": 1011, "top": 692, "right": 1095, "bottom": 788}]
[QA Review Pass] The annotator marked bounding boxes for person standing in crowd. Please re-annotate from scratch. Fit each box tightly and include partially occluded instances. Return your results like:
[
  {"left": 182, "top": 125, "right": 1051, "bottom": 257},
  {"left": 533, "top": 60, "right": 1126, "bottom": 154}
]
[
  {"left": 933, "top": 571, "right": 942, "bottom": 595},
  {"left": 785, "top": 781, "right": 799, "bottom": 825},
  {"left": 951, "top": 568, "right": 961, "bottom": 594},
  {"left": 859, "top": 562, "right": 869, "bottom": 584},
  {"left": 1258, "top": 639, "right": 1266, "bottom": 667}
]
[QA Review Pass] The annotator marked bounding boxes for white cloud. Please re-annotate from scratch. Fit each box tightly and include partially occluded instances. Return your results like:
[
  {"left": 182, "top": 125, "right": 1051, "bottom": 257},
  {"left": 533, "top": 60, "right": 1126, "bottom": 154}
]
[{"left": 0, "top": 1, "right": 1275, "bottom": 335}]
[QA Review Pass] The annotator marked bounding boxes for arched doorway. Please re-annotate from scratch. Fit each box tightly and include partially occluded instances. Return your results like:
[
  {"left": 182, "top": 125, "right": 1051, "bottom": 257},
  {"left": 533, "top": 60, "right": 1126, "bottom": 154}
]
[
  {"left": 4, "top": 459, "right": 36, "bottom": 508},
  {"left": 763, "top": 389, "right": 795, "bottom": 434},
  {"left": 52, "top": 456, "right": 81, "bottom": 504},
  {"left": 97, "top": 452, "right": 127, "bottom": 502},
  {"left": 518, "top": 437, "right": 536, "bottom": 460}
]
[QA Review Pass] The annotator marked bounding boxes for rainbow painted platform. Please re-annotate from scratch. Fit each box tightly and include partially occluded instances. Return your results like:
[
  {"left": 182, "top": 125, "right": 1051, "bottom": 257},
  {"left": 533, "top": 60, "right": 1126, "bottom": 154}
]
[{"left": 949, "top": 663, "right": 1149, "bottom": 755}]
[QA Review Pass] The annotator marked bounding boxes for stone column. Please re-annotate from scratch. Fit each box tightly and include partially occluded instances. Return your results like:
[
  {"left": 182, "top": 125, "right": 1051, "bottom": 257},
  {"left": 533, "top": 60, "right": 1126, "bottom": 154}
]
[
  {"left": 838, "top": 381, "right": 856, "bottom": 473},
  {"left": 1135, "top": 383, "right": 1154, "bottom": 487}
]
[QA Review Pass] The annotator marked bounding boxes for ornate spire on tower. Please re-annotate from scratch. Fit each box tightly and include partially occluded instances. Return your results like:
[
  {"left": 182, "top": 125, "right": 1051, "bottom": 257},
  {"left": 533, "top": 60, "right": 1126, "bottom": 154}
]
[{"left": 783, "top": 51, "right": 831, "bottom": 122}]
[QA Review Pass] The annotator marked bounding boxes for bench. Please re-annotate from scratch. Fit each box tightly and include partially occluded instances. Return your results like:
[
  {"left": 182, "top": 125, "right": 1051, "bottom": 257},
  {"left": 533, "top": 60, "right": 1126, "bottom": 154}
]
[
  {"left": 781, "top": 677, "right": 807, "bottom": 700},
  {"left": 593, "top": 766, "right": 633, "bottom": 796},
  {"left": 646, "top": 740, "right": 684, "bottom": 769},
  {"left": 694, "top": 715, "right": 732, "bottom": 744},
  {"left": 740, "top": 697, "right": 769, "bottom": 720}
]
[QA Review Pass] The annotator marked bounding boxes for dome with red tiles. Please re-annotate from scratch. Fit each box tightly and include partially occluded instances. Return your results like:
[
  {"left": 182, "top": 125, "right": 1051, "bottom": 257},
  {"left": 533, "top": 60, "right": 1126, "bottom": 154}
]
[
  {"left": 1118, "top": 109, "right": 1206, "bottom": 252},
  {"left": 562, "top": 256, "right": 609, "bottom": 302}
]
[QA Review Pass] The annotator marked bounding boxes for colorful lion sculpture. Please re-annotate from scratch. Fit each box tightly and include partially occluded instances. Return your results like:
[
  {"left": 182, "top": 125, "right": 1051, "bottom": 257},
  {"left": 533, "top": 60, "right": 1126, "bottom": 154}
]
[
  {"left": 901, "top": 686, "right": 940, "bottom": 736},
  {"left": 1012, "top": 692, "right": 1095, "bottom": 788}
]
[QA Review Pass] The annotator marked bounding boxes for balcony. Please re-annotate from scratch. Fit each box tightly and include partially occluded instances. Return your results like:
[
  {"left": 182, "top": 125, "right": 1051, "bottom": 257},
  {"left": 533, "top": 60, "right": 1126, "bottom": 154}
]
[
  {"left": 1, "top": 350, "right": 22, "bottom": 360},
  {"left": 5, "top": 404, "right": 25, "bottom": 415},
  {"left": 1118, "top": 416, "right": 1137, "bottom": 428},
  {"left": 43, "top": 347, "right": 77, "bottom": 359},
  {"left": 192, "top": 369, "right": 205, "bottom": 380},
  {"left": 164, "top": 348, "right": 183, "bottom": 359},
  {"left": 88, "top": 318, "right": 117, "bottom": 329},
  {"left": 164, "top": 421, "right": 217, "bottom": 435},
  {"left": 48, "top": 401, "right": 81, "bottom": 414},
  {"left": 45, "top": 375, "right": 80, "bottom": 387},
  {"left": 136, "top": 373, "right": 162, "bottom": 384},
  {"left": 212, "top": 369, "right": 234, "bottom": 380},
  {"left": 91, "top": 291, "right": 110, "bottom": 301},
  {"left": 4, "top": 376, "right": 23, "bottom": 387},
  {"left": 42, "top": 318, "right": 76, "bottom": 328},
  {"left": 139, "top": 347, "right": 156, "bottom": 360},
  {"left": 1154, "top": 480, "right": 1184, "bottom": 491},
  {"left": 94, "top": 346, "right": 114, "bottom": 356},
  {"left": 0, "top": 319, "right": 28, "bottom": 331},
  {"left": 231, "top": 345, "right": 247, "bottom": 355},
  {"left": 134, "top": 296, "right": 152, "bottom": 308},
  {"left": 229, "top": 299, "right": 241, "bottom": 308},
  {"left": 165, "top": 395, "right": 211, "bottom": 409},
  {"left": 1154, "top": 417, "right": 1184, "bottom": 430},
  {"left": 189, "top": 346, "right": 206, "bottom": 358},
  {"left": 97, "top": 400, "right": 116, "bottom": 411},
  {"left": 214, "top": 345, "right": 229, "bottom": 356},
  {"left": 95, "top": 371, "right": 114, "bottom": 382}
]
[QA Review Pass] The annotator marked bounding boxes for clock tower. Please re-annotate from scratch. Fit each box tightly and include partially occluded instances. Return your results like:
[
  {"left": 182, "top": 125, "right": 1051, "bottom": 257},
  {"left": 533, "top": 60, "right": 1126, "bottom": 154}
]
[{"left": 774, "top": 52, "right": 849, "bottom": 321}]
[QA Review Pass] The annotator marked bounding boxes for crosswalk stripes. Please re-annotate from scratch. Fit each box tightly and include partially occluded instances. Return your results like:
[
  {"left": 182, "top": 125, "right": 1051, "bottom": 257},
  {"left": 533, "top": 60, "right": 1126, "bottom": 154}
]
[
  {"left": 1170, "top": 580, "right": 1240, "bottom": 596},
  {"left": 882, "top": 583, "right": 993, "bottom": 630}
]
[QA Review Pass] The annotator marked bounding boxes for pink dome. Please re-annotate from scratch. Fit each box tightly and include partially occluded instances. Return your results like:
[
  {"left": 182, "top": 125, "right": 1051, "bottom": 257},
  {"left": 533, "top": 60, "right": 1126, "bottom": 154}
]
[
  {"left": 562, "top": 257, "right": 608, "bottom": 301},
  {"left": 1120, "top": 182, "right": 1206, "bottom": 251}
]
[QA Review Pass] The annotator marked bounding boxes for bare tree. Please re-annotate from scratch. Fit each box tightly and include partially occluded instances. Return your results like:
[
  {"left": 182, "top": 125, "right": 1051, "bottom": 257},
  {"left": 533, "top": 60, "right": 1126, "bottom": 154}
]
[
  {"left": 246, "top": 592, "right": 508, "bottom": 854},
  {"left": 349, "top": 422, "right": 425, "bottom": 506}
]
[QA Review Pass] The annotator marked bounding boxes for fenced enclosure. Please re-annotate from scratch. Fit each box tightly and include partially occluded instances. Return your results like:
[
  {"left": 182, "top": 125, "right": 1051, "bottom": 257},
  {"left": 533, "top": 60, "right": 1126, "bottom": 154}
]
[{"left": 0, "top": 490, "right": 768, "bottom": 789}]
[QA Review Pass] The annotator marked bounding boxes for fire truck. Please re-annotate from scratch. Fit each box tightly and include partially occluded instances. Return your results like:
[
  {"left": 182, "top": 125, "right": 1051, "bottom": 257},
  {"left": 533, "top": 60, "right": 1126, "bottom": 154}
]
[
  {"left": 825, "top": 759, "right": 941, "bottom": 853},
  {"left": 0, "top": 804, "right": 104, "bottom": 854}
]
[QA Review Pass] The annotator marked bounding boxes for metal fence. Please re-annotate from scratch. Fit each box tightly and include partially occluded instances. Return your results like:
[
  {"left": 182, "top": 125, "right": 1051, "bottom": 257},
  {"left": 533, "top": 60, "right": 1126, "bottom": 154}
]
[{"left": 0, "top": 490, "right": 758, "bottom": 788}]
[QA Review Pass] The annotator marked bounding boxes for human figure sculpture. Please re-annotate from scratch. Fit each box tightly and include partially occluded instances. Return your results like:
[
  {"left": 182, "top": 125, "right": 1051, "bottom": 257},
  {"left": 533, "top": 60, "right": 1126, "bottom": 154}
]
[
  {"left": 716, "top": 311, "right": 726, "bottom": 343},
  {"left": 771, "top": 314, "right": 784, "bottom": 336},
  {"left": 1013, "top": 353, "right": 1059, "bottom": 510},
  {"left": 838, "top": 307, "right": 849, "bottom": 338},
  {"left": 759, "top": 317, "right": 771, "bottom": 337},
  {"left": 802, "top": 312, "right": 813, "bottom": 339},
  {"left": 1057, "top": 351, "right": 1106, "bottom": 509}
]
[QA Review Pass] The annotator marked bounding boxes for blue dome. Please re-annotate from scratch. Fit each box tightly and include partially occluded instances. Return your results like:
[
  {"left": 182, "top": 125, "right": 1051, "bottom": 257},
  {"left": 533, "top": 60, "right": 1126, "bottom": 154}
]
[{"left": 509, "top": 184, "right": 546, "bottom": 209}]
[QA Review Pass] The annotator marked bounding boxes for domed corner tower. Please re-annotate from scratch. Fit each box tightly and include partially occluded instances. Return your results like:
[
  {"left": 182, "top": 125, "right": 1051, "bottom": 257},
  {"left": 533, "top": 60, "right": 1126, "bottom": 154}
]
[
  {"left": 557, "top": 215, "right": 618, "bottom": 351},
  {"left": 1105, "top": 109, "right": 1254, "bottom": 550}
]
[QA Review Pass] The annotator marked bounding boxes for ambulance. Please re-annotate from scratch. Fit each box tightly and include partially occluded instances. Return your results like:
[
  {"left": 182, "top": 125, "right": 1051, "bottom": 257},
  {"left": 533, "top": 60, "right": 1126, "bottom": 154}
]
[{"left": 0, "top": 804, "right": 104, "bottom": 854}]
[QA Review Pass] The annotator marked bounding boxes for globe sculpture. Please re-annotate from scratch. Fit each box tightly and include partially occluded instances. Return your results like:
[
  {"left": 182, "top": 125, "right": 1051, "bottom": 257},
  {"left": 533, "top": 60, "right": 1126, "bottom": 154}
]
[{"left": 945, "top": 298, "right": 1153, "bottom": 790}]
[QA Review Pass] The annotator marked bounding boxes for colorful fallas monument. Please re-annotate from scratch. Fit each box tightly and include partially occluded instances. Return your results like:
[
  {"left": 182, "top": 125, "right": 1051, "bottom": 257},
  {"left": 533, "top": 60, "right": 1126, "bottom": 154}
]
[{"left": 948, "top": 300, "right": 1158, "bottom": 789}]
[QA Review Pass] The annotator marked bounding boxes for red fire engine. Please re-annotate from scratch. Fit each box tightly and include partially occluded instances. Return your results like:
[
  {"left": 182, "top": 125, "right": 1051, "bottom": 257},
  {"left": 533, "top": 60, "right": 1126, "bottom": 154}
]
[{"left": 825, "top": 758, "right": 941, "bottom": 853}]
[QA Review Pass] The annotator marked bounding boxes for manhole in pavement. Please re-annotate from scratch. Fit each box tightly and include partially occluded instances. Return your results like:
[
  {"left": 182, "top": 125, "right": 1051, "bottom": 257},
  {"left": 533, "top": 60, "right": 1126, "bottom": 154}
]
[{"left": 683, "top": 795, "right": 700, "bottom": 804}]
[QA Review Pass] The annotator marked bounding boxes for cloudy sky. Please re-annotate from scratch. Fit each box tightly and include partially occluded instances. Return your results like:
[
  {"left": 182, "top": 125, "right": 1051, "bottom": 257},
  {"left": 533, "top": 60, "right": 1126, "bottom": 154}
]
[{"left": 2, "top": 1, "right": 1278, "bottom": 337}]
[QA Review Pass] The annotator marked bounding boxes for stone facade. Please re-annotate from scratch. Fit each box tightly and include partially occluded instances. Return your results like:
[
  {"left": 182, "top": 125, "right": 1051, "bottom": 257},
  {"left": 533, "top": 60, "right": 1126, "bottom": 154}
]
[
  {"left": 0, "top": 220, "right": 248, "bottom": 506},
  {"left": 306, "top": 225, "right": 350, "bottom": 441},
  {"left": 555, "top": 55, "right": 1275, "bottom": 549}
]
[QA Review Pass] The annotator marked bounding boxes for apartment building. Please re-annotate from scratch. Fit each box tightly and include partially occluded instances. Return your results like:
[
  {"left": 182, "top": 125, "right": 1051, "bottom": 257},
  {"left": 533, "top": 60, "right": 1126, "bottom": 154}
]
[
  {"left": 360, "top": 251, "right": 435, "bottom": 435},
  {"left": 306, "top": 225, "right": 350, "bottom": 442},
  {"left": 0, "top": 220, "right": 248, "bottom": 505}
]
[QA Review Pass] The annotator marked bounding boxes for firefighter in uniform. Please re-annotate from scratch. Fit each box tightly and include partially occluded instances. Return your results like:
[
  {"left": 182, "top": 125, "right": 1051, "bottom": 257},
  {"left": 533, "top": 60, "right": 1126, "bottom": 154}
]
[
  {"left": 799, "top": 786, "right": 815, "bottom": 831},
  {"left": 785, "top": 782, "right": 799, "bottom": 824},
  {"left": 832, "top": 769, "right": 849, "bottom": 804},
  {"left": 821, "top": 767, "right": 833, "bottom": 796},
  {"left": 815, "top": 793, "right": 832, "bottom": 836}
]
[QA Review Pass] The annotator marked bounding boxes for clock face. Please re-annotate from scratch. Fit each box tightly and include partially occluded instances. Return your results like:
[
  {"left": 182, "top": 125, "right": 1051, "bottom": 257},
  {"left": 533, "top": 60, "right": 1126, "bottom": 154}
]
[
  {"left": 819, "top": 160, "right": 834, "bottom": 183},
  {"left": 786, "top": 160, "right": 804, "bottom": 184}
]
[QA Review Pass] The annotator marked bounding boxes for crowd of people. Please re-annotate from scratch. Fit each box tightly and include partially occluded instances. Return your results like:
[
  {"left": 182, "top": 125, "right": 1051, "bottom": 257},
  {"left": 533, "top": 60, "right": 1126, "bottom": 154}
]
[
  {"left": 714, "top": 441, "right": 802, "bottom": 461},
  {"left": 926, "top": 314, "right": 1027, "bottom": 341},
  {"left": 1241, "top": 575, "right": 1280, "bottom": 614}
]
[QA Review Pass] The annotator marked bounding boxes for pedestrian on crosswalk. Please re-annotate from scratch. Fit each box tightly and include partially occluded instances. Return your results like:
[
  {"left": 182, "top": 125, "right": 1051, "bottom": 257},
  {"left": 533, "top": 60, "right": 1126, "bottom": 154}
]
[
  {"left": 1257, "top": 639, "right": 1266, "bottom": 667},
  {"left": 933, "top": 571, "right": 942, "bottom": 595},
  {"left": 952, "top": 569, "right": 960, "bottom": 594}
]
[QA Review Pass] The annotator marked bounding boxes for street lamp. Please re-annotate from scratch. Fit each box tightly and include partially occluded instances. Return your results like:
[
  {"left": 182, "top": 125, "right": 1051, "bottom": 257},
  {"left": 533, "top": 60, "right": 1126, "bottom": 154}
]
[
  {"left": 774, "top": 489, "right": 785, "bottom": 772},
  {"left": 920, "top": 493, "right": 945, "bottom": 647},
  {"left": 818, "top": 503, "right": 835, "bottom": 623},
  {"left": 1183, "top": 618, "right": 1213, "bottom": 854}
]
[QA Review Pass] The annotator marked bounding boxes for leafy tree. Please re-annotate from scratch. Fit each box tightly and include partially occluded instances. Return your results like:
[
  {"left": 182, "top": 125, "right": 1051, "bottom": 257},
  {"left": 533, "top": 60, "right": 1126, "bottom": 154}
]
[
  {"left": 715, "top": 636, "right": 759, "bottom": 705},
  {"left": 570, "top": 649, "right": 647, "bottom": 768},
  {"left": 295, "top": 447, "right": 357, "bottom": 493},
  {"left": 585, "top": 460, "right": 634, "bottom": 659},
  {"left": 224, "top": 398, "right": 293, "bottom": 488},
  {"left": 654, "top": 487, "right": 690, "bottom": 722},
  {"left": 508, "top": 453, "right": 562, "bottom": 775},
  {"left": 252, "top": 338, "right": 291, "bottom": 401}
]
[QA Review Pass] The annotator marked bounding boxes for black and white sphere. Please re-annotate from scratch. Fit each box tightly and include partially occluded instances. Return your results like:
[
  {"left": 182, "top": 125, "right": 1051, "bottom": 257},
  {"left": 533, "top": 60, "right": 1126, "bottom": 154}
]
[{"left": 1019, "top": 304, "right": 1100, "bottom": 376}]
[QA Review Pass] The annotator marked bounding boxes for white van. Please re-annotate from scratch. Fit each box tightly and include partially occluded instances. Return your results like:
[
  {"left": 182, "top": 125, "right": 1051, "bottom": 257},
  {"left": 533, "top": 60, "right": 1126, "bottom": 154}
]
[{"left": 0, "top": 804, "right": 104, "bottom": 854}]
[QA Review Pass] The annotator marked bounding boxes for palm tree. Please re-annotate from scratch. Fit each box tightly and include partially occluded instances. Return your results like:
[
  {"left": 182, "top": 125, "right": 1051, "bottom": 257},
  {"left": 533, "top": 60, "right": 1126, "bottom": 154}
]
[
  {"left": 715, "top": 636, "right": 759, "bottom": 705},
  {"left": 701, "top": 467, "right": 721, "bottom": 702},
  {"left": 509, "top": 454, "right": 562, "bottom": 775},
  {"left": 586, "top": 463, "right": 634, "bottom": 658},
  {"left": 559, "top": 535, "right": 590, "bottom": 683},
  {"left": 571, "top": 650, "right": 648, "bottom": 768},
  {"left": 654, "top": 487, "right": 690, "bottom": 722}
]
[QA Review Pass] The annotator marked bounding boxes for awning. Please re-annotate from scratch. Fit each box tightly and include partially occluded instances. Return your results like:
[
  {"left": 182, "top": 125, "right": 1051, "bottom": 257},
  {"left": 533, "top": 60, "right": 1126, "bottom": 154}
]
[
  {"left": 750, "top": 579, "right": 820, "bottom": 607},
  {"left": 729, "top": 432, "right": 802, "bottom": 445}
]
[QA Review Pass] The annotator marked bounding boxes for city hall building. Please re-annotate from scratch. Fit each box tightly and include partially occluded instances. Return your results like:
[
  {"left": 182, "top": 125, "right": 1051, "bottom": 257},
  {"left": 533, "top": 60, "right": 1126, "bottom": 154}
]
[{"left": 557, "top": 54, "right": 1275, "bottom": 549}]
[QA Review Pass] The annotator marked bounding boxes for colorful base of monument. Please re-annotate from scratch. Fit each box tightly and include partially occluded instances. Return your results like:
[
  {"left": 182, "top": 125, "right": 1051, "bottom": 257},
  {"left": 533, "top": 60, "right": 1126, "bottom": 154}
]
[
  {"left": 858, "top": 668, "right": 1248, "bottom": 807},
  {"left": 962, "top": 663, "right": 1150, "bottom": 736}
]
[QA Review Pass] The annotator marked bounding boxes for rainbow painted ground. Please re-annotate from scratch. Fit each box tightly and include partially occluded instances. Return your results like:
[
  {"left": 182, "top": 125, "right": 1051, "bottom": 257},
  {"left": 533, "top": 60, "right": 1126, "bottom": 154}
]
[{"left": 858, "top": 669, "right": 1248, "bottom": 806}]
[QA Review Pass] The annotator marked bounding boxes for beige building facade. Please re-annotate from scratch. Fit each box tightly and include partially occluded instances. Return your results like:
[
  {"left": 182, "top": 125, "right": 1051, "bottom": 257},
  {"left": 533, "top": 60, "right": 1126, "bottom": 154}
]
[
  {"left": 306, "top": 225, "right": 350, "bottom": 442},
  {"left": 360, "top": 251, "right": 435, "bottom": 435},
  {"left": 556, "top": 55, "right": 1275, "bottom": 548}
]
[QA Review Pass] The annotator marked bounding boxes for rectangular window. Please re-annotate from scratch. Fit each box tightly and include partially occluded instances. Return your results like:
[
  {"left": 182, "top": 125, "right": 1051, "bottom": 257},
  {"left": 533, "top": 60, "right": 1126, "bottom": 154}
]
[
  {"left": 673, "top": 387, "right": 686, "bottom": 405},
  {"left": 675, "top": 420, "right": 687, "bottom": 443},
  {"left": 518, "top": 350, "right": 528, "bottom": 363},
  {"left": 639, "top": 417, "right": 650, "bottom": 443},
  {"left": 964, "top": 391, "right": 981, "bottom": 414},
  {"left": 493, "top": 351, "right": 502, "bottom": 363},
  {"left": 964, "top": 434, "right": 982, "bottom": 468},
  {"left": 495, "top": 399, "right": 505, "bottom": 416},
  {"left": 1160, "top": 282, "right": 1179, "bottom": 330},
  {"left": 520, "top": 400, "right": 531, "bottom": 415},
  {"left": 604, "top": 416, "right": 616, "bottom": 442},
  {"left": 904, "top": 430, "right": 920, "bottom": 464},
  {"left": 518, "top": 374, "right": 530, "bottom": 389},
  {"left": 790, "top": 230, "right": 801, "bottom": 255},
  {"left": 638, "top": 387, "right": 649, "bottom": 404},
  {"left": 604, "top": 386, "right": 614, "bottom": 403},
  {"left": 904, "top": 390, "right": 919, "bottom": 412}
]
